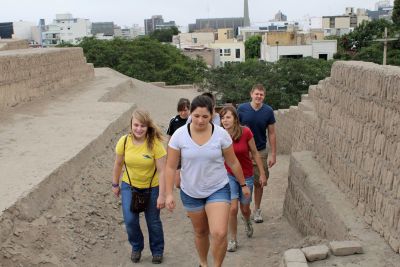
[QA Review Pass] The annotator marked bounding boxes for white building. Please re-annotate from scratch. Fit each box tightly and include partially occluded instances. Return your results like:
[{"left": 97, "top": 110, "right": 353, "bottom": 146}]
[
  {"left": 209, "top": 41, "right": 245, "bottom": 66},
  {"left": 172, "top": 32, "right": 215, "bottom": 48},
  {"left": 12, "top": 21, "right": 36, "bottom": 41},
  {"left": 260, "top": 40, "right": 337, "bottom": 62},
  {"left": 42, "top": 13, "right": 91, "bottom": 46}
]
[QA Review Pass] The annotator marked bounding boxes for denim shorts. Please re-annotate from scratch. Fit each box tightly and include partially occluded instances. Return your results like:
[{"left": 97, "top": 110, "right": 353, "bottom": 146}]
[
  {"left": 180, "top": 183, "right": 231, "bottom": 212},
  {"left": 228, "top": 174, "right": 254, "bottom": 205}
]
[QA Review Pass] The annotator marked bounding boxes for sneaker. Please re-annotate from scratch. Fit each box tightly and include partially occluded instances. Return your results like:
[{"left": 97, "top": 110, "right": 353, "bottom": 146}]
[
  {"left": 227, "top": 240, "right": 238, "bottom": 252},
  {"left": 131, "top": 251, "right": 141, "bottom": 263},
  {"left": 254, "top": 209, "right": 263, "bottom": 223},
  {"left": 152, "top": 255, "right": 163, "bottom": 264},
  {"left": 244, "top": 219, "right": 254, "bottom": 238}
]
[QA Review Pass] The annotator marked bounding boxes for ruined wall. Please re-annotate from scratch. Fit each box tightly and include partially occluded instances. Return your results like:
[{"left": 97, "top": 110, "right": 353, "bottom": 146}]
[
  {"left": 0, "top": 39, "right": 29, "bottom": 51},
  {"left": 0, "top": 47, "right": 94, "bottom": 110},
  {"left": 277, "top": 61, "right": 400, "bottom": 253}
]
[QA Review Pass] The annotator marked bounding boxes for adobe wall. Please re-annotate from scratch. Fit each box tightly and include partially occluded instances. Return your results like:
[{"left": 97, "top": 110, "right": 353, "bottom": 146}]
[
  {"left": 276, "top": 61, "right": 400, "bottom": 253},
  {"left": 0, "top": 47, "right": 94, "bottom": 110},
  {"left": 0, "top": 39, "right": 29, "bottom": 51}
]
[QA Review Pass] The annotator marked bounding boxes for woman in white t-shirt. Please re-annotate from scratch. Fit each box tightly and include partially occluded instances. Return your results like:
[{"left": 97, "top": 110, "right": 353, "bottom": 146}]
[{"left": 165, "top": 95, "right": 250, "bottom": 267}]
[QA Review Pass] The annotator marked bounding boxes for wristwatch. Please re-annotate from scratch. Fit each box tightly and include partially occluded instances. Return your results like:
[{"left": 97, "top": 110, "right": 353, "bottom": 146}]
[
  {"left": 240, "top": 183, "right": 247, "bottom": 187},
  {"left": 112, "top": 182, "right": 119, "bottom": 188}
]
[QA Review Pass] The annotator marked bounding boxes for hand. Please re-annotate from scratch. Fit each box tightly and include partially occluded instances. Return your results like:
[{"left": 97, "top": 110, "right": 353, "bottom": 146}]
[
  {"left": 157, "top": 195, "right": 165, "bottom": 209},
  {"left": 242, "top": 185, "right": 251, "bottom": 198},
  {"left": 112, "top": 186, "right": 120, "bottom": 198},
  {"left": 165, "top": 193, "right": 176, "bottom": 212},
  {"left": 259, "top": 174, "right": 268, "bottom": 188},
  {"left": 268, "top": 154, "right": 276, "bottom": 168}
]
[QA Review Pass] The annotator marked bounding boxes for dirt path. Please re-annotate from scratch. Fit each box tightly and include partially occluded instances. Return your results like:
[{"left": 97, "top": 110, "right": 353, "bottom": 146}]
[{"left": 0, "top": 78, "right": 303, "bottom": 266}]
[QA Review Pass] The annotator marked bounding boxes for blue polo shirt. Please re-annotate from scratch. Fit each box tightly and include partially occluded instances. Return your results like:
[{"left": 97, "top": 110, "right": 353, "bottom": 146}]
[{"left": 237, "top": 102, "right": 275, "bottom": 151}]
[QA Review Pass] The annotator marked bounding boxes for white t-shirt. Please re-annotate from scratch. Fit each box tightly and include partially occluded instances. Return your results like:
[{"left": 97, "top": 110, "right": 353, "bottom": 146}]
[{"left": 168, "top": 124, "right": 232, "bottom": 198}]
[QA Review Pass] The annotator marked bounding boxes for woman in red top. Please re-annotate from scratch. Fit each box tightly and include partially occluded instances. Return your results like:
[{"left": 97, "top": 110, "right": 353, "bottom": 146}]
[{"left": 220, "top": 106, "right": 267, "bottom": 252}]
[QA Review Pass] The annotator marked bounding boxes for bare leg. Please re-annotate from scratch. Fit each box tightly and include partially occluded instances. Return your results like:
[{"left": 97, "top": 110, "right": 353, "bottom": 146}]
[
  {"left": 228, "top": 199, "right": 239, "bottom": 241},
  {"left": 188, "top": 210, "right": 209, "bottom": 267},
  {"left": 253, "top": 182, "right": 263, "bottom": 210},
  {"left": 205, "top": 202, "right": 230, "bottom": 267},
  {"left": 240, "top": 202, "right": 251, "bottom": 221}
]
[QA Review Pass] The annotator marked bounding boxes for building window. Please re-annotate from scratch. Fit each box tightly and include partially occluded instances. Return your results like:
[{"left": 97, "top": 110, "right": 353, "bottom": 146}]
[
  {"left": 318, "top": 54, "right": 328, "bottom": 60},
  {"left": 236, "top": 49, "right": 240, "bottom": 58},
  {"left": 220, "top": 49, "right": 223, "bottom": 56},
  {"left": 224, "top": 49, "right": 231, "bottom": 56},
  {"left": 192, "top": 37, "right": 197, "bottom": 44}
]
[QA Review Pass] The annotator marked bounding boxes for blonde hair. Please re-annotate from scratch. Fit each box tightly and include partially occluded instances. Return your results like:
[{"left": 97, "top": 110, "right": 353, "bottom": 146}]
[
  {"left": 130, "top": 109, "right": 164, "bottom": 151},
  {"left": 220, "top": 106, "right": 243, "bottom": 141}
]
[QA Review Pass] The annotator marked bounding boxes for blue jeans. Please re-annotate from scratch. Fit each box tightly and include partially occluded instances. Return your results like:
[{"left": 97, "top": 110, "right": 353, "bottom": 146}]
[
  {"left": 228, "top": 174, "right": 254, "bottom": 204},
  {"left": 121, "top": 182, "right": 164, "bottom": 256}
]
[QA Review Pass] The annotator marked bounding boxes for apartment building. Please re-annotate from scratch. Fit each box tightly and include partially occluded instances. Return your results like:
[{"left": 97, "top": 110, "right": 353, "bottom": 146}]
[
  {"left": 260, "top": 30, "right": 336, "bottom": 62},
  {"left": 322, "top": 7, "right": 369, "bottom": 36},
  {"left": 42, "top": 13, "right": 91, "bottom": 46}
]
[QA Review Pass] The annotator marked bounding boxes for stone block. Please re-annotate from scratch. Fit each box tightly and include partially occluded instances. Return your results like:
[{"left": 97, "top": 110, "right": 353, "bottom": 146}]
[
  {"left": 284, "top": 249, "right": 307, "bottom": 263},
  {"left": 301, "top": 245, "right": 329, "bottom": 262},
  {"left": 329, "top": 241, "right": 363, "bottom": 256}
]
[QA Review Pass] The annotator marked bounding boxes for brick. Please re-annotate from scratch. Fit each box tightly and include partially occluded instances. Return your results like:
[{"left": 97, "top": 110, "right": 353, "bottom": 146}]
[
  {"left": 329, "top": 241, "right": 363, "bottom": 256},
  {"left": 301, "top": 245, "right": 329, "bottom": 262}
]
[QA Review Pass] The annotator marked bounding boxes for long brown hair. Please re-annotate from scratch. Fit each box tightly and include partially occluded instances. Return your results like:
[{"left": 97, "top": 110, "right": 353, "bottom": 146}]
[
  {"left": 130, "top": 109, "right": 164, "bottom": 151},
  {"left": 220, "top": 106, "right": 243, "bottom": 141}
]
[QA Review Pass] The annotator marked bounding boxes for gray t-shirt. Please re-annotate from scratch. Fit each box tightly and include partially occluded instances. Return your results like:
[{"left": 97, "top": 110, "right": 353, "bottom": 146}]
[{"left": 168, "top": 124, "right": 232, "bottom": 198}]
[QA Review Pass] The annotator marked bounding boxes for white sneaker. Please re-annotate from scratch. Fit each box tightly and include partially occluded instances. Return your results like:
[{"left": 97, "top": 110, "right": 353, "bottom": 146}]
[
  {"left": 227, "top": 240, "right": 238, "bottom": 252},
  {"left": 253, "top": 209, "right": 263, "bottom": 223},
  {"left": 244, "top": 219, "right": 253, "bottom": 238}
]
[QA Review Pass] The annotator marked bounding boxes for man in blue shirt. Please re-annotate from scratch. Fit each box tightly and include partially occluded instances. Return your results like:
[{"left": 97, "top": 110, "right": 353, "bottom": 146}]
[{"left": 237, "top": 84, "right": 276, "bottom": 223}]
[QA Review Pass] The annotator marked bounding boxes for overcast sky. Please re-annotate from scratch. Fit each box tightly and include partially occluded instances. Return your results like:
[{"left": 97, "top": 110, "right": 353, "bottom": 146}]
[{"left": 0, "top": 0, "right": 391, "bottom": 27}]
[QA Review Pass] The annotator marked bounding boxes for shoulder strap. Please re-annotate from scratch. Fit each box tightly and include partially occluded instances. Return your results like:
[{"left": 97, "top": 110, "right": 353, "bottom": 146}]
[
  {"left": 123, "top": 134, "right": 157, "bottom": 190},
  {"left": 123, "top": 135, "right": 134, "bottom": 188},
  {"left": 187, "top": 122, "right": 214, "bottom": 137},
  {"left": 187, "top": 123, "right": 191, "bottom": 137}
]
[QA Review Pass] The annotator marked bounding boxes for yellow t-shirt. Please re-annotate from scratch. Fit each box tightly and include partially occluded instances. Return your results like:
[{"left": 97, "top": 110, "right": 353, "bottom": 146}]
[{"left": 116, "top": 134, "right": 166, "bottom": 188}]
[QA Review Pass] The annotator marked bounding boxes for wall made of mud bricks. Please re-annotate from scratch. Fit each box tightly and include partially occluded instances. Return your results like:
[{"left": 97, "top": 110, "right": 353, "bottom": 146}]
[
  {"left": 278, "top": 61, "right": 400, "bottom": 253},
  {"left": 0, "top": 40, "right": 29, "bottom": 51},
  {"left": 0, "top": 47, "right": 94, "bottom": 110}
]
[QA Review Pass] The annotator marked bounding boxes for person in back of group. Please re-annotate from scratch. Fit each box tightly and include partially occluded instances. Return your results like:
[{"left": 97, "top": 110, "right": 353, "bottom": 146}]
[
  {"left": 112, "top": 110, "right": 166, "bottom": 264},
  {"left": 186, "top": 92, "right": 220, "bottom": 125},
  {"left": 220, "top": 106, "right": 267, "bottom": 252},
  {"left": 237, "top": 84, "right": 276, "bottom": 223},
  {"left": 166, "top": 98, "right": 190, "bottom": 188},
  {"left": 165, "top": 95, "right": 250, "bottom": 267}
]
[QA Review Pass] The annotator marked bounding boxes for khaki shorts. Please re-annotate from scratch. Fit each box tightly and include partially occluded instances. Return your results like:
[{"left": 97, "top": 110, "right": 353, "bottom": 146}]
[{"left": 252, "top": 149, "right": 269, "bottom": 183}]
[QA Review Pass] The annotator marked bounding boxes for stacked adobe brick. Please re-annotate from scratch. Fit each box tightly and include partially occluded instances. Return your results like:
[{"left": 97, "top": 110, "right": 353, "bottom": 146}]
[
  {"left": 275, "top": 61, "right": 400, "bottom": 253},
  {"left": 0, "top": 47, "right": 94, "bottom": 110}
]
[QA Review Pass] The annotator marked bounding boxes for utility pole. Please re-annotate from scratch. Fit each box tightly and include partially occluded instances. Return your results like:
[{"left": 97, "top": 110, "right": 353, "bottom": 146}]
[
  {"left": 373, "top": 27, "right": 399, "bottom": 65},
  {"left": 275, "top": 41, "right": 279, "bottom": 62}
]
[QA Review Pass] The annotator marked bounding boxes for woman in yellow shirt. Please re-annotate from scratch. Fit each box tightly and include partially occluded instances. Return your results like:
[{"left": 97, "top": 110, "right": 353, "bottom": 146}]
[{"left": 112, "top": 110, "right": 166, "bottom": 264}]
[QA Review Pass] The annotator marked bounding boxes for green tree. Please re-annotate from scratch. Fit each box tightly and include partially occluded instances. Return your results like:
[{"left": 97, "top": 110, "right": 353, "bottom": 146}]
[
  {"left": 393, "top": 0, "right": 400, "bottom": 26},
  {"left": 149, "top": 26, "right": 179, "bottom": 42},
  {"left": 65, "top": 36, "right": 207, "bottom": 85},
  {"left": 334, "top": 19, "right": 400, "bottom": 66},
  {"left": 244, "top": 35, "right": 262, "bottom": 59},
  {"left": 203, "top": 58, "right": 333, "bottom": 109}
]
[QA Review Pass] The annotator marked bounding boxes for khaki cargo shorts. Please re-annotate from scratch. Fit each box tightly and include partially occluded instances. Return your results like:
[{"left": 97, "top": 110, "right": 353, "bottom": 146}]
[{"left": 252, "top": 148, "right": 269, "bottom": 183}]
